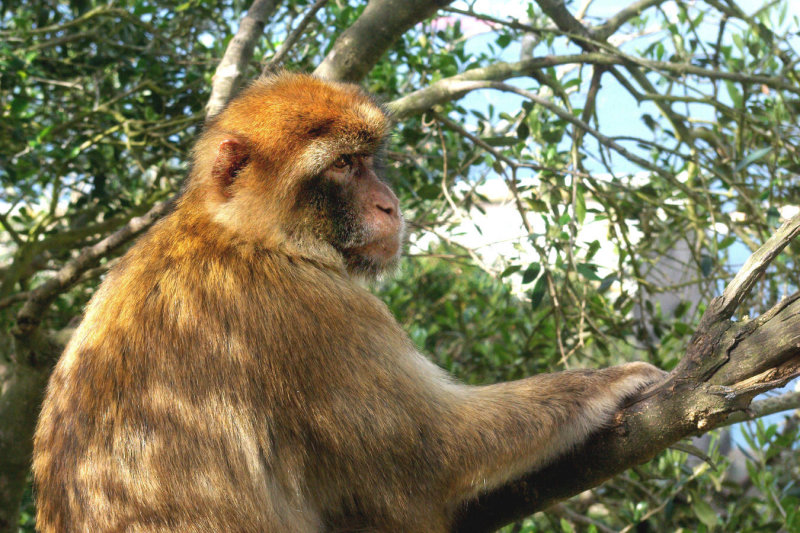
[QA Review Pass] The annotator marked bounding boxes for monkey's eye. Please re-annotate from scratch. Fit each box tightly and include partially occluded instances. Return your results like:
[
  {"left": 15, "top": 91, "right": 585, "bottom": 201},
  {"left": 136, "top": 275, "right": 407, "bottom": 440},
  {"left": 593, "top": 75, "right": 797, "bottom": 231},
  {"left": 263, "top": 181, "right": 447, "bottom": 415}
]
[{"left": 332, "top": 154, "right": 353, "bottom": 170}]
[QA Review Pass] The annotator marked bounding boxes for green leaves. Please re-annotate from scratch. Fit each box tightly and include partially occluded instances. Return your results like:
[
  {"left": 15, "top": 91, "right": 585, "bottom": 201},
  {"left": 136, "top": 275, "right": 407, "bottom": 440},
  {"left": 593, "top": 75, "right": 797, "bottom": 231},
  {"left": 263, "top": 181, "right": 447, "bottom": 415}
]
[
  {"left": 724, "top": 80, "right": 743, "bottom": 109},
  {"left": 521, "top": 262, "right": 541, "bottom": 284},
  {"left": 574, "top": 187, "right": 586, "bottom": 224},
  {"left": 528, "top": 276, "right": 547, "bottom": 311},
  {"left": 692, "top": 499, "right": 719, "bottom": 529},
  {"left": 576, "top": 262, "right": 601, "bottom": 281},
  {"left": 734, "top": 147, "right": 772, "bottom": 172}
]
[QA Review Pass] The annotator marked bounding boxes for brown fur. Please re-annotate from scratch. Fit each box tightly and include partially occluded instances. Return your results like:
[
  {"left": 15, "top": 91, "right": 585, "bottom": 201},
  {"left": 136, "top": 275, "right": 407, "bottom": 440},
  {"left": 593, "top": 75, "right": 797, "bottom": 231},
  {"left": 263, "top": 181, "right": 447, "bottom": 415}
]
[{"left": 33, "top": 73, "right": 664, "bottom": 532}]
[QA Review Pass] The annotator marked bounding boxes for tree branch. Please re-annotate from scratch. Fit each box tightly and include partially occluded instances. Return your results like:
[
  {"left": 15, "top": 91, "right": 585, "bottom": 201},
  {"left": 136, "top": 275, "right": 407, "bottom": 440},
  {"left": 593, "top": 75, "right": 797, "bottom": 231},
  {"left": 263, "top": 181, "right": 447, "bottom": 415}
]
[
  {"left": 388, "top": 51, "right": 800, "bottom": 120},
  {"left": 205, "top": 0, "right": 280, "bottom": 117},
  {"left": 534, "top": 0, "right": 594, "bottom": 42},
  {"left": 13, "top": 200, "right": 174, "bottom": 339},
  {"left": 712, "top": 214, "right": 800, "bottom": 321},
  {"left": 388, "top": 54, "right": 611, "bottom": 119},
  {"left": 721, "top": 390, "right": 800, "bottom": 427},
  {"left": 313, "top": 0, "right": 452, "bottom": 82},
  {"left": 593, "top": 0, "right": 665, "bottom": 40},
  {"left": 262, "top": 0, "right": 329, "bottom": 74}
]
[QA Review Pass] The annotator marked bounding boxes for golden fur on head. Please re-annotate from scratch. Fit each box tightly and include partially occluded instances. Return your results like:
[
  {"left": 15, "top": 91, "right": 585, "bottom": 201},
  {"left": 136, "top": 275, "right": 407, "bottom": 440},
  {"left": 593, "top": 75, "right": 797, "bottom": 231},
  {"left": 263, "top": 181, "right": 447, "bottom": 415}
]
[{"left": 193, "top": 72, "right": 390, "bottom": 184}]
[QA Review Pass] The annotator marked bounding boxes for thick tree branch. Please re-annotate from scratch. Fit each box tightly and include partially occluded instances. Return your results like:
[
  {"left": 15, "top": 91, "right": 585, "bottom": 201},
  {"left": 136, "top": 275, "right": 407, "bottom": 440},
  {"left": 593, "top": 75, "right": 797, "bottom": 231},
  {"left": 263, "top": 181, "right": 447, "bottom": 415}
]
[
  {"left": 452, "top": 214, "right": 800, "bottom": 532},
  {"left": 206, "top": 0, "right": 280, "bottom": 117},
  {"left": 0, "top": 363, "right": 48, "bottom": 531},
  {"left": 313, "top": 0, "right": 452, "bottom": 82}
]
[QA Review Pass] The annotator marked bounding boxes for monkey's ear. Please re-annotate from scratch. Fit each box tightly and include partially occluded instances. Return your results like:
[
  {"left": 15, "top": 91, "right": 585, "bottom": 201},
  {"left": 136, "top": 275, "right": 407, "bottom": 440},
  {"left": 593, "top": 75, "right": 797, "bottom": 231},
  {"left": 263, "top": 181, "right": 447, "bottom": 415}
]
[{"left": 211, "top": 139, "right": 250, "bottom": 198}]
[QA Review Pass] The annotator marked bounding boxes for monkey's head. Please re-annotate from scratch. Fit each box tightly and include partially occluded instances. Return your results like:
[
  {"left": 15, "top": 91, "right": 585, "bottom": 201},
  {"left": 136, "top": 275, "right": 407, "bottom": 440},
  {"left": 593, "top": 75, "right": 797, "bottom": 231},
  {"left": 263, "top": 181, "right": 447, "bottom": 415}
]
[{"left": 187, "top": 72, "right": 403, "bottom": 278}]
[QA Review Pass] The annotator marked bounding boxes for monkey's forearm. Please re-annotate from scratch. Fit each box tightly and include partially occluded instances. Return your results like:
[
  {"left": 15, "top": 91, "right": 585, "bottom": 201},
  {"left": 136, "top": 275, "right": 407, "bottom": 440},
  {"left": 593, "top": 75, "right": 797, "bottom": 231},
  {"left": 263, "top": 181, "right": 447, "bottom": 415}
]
[{"left": 444, "top": 363, "right": 665, "bottom": 498}]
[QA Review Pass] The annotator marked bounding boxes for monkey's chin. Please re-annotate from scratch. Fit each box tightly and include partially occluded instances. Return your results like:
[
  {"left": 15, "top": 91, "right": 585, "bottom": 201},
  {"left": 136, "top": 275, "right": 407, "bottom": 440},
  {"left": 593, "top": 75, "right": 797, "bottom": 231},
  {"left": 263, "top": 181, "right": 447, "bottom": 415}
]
[{"left": 343, "top": 237, "right": 401, "bottom": 278}]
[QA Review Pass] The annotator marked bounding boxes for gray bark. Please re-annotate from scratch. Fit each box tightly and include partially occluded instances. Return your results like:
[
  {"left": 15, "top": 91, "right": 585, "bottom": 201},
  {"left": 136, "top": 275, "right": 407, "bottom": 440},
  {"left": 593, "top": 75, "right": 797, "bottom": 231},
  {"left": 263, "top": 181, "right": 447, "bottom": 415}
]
[
  {"left": 313, "top": 0, "right": 452, "bottom": 82},
  {"left": 205, "top": 0, "right": 281, "bottom": 117}
]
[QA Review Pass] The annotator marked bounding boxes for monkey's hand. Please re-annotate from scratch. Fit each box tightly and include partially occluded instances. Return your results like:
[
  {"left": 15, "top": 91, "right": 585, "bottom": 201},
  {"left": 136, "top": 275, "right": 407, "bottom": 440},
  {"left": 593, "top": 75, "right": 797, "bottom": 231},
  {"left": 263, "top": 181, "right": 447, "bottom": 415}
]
[
  {"left": 595, "top": 361, "right": 668, "bottom": 413},
  {"left": 531, "top": 362, "right": 667, "bottom": 466}
]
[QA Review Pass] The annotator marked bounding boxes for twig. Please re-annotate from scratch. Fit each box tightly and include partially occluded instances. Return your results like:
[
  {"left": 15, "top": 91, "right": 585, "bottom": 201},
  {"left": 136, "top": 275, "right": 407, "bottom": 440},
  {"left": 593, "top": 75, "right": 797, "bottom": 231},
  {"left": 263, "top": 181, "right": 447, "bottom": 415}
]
[
  {"left": 0, "top": 211, "right": 23, "bottom": 246},
  {"left": 0, "top": 291, "right": 30, "bottom": 311},
  {"left": 717, "top": 391, "right": 800, "bottom": 427},
  {"left": 550, "top": 503, "right": 615, "bottom": 533},
  {"left": 433, "top": 80, "right": 691, "bottom": 196},
  {"left": 594, "top": 0, "right": 666, "bottom": 40},
  {"left": 262, "top": 0, "right": 329, "bottom": 74},
  {"left": 14, "top": 200, "right": 174, "bottom": 334}
]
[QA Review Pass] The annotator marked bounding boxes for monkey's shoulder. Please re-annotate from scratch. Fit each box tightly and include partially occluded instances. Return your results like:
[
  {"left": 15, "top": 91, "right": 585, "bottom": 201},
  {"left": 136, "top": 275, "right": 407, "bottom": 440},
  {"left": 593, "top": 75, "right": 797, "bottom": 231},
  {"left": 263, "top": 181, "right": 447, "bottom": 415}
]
[{"left": 91, "top": 236, "right": 402, "bottom": 343}]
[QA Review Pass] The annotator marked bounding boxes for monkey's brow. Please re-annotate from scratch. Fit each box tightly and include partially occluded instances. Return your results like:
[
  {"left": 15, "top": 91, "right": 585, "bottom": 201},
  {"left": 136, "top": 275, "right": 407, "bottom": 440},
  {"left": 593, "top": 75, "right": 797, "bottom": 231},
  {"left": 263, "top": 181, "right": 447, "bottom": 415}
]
[{"left": 303, "top": 118, "right": 335, "bottom": 138}]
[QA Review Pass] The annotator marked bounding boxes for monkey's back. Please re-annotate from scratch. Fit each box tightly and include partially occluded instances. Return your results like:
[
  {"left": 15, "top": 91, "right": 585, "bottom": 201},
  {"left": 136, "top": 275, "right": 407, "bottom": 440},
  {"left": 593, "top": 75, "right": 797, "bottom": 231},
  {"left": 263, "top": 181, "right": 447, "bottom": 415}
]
[
  {"left": 35, "top": 217, "right": 276, "bottom": 531},
  {"left": 32, "top": 211, "right": 442, "bottom": 532}
]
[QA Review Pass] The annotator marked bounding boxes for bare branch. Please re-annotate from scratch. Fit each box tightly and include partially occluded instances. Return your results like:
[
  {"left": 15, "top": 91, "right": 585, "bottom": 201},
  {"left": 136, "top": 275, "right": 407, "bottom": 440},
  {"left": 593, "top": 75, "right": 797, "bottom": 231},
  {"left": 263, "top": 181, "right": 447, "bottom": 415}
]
[
  {"left": 593, "top": 0, "right": 665, "bottom": 40},
  {"left": 423, "top": 80, "right": 687, "bottom": 192},
  {"left": 388, "top": 54, "right": 610, "bottom": 118},
  {"left": 721, "top": 391, "right": 800, "bottom": 427},
  {"left": 313, "top": 0, "right": 452, "bottom": 82},
  {"left": 0, "top": 211, "right": 23, "bottom": 247},
  {"left": 714, "top": 214, "right": 800, "bottom": 321},
  {"left": 535, "top": 0, "right": 593, "bottom": 41},
  {"left": 0, "top": 292, "right": 29, "bottom": 312},
  {"left": 389, "top": 51, "right": 800, "bottom": 120},
  {"left": 206, "top": 0, "right": 280, "bottom": 118}
]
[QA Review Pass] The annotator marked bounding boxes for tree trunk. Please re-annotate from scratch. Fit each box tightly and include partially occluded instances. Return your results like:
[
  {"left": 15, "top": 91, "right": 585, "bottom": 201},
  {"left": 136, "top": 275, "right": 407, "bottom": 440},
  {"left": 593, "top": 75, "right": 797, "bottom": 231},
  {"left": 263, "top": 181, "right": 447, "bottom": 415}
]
[{"left": 0, "top": 362, "right": 47, "bottom": 533}]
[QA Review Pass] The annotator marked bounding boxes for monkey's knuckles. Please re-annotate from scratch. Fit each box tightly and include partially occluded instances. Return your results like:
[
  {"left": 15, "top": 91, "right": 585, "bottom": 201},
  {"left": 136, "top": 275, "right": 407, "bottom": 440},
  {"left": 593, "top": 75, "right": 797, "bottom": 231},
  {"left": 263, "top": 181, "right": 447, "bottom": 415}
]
[{"left": 614, "top": 361, "right": 668, "bottom": 393}]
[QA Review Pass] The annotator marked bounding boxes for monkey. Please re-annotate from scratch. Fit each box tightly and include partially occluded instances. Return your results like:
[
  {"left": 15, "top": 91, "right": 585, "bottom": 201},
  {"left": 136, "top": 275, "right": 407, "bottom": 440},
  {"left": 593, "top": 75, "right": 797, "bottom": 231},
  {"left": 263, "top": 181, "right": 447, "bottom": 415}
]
[{"left": 32, "top": 72, "right": 665, "bottom": 533}]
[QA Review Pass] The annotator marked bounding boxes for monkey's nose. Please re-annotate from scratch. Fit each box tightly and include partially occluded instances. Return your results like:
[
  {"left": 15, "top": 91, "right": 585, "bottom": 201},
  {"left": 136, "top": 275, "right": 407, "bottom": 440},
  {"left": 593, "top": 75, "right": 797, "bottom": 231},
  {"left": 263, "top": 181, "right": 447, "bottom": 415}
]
[
  {"left": 370, "top": 179, "right": 401, "bottom": 221},
  {"left": 376, "top": 202, "right": 395, "bottom": 217}
]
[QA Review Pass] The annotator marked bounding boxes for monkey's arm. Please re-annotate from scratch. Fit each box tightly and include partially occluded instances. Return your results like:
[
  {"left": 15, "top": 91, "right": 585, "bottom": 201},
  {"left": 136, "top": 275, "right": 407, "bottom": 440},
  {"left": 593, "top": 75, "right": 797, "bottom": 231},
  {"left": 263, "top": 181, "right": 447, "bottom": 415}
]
[{"left": 441, "top": 362, "right": 665, "bottom": 500}]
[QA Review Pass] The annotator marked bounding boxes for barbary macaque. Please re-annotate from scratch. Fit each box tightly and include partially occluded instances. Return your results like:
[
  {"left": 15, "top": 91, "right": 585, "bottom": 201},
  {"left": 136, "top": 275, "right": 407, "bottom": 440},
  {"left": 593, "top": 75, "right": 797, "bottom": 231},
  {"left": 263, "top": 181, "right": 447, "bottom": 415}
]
[{"left": 33, "top": 72, "right": 664, "bottom": 532}]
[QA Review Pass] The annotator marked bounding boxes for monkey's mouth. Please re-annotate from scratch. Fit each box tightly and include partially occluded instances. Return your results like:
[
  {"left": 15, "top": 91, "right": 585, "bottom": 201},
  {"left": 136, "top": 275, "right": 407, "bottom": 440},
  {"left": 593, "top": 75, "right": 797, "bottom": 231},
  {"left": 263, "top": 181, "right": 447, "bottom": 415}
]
[
  {"left": 340, "top": 218, "right": 404, "bottom": 276},
  {"left": 346, "top": 232, "right": 401, "bottom": 265}
]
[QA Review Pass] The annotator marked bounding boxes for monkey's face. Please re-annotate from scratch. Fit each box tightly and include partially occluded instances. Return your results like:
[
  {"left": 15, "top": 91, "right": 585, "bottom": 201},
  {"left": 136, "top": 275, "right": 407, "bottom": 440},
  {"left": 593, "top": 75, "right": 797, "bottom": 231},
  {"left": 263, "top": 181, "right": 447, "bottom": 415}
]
[
  {"left": 195, "top": 73, "right": 402, "bottom": 277},
  {"left": 296, "top": 153, "right": 404, "bottom": 277}
]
